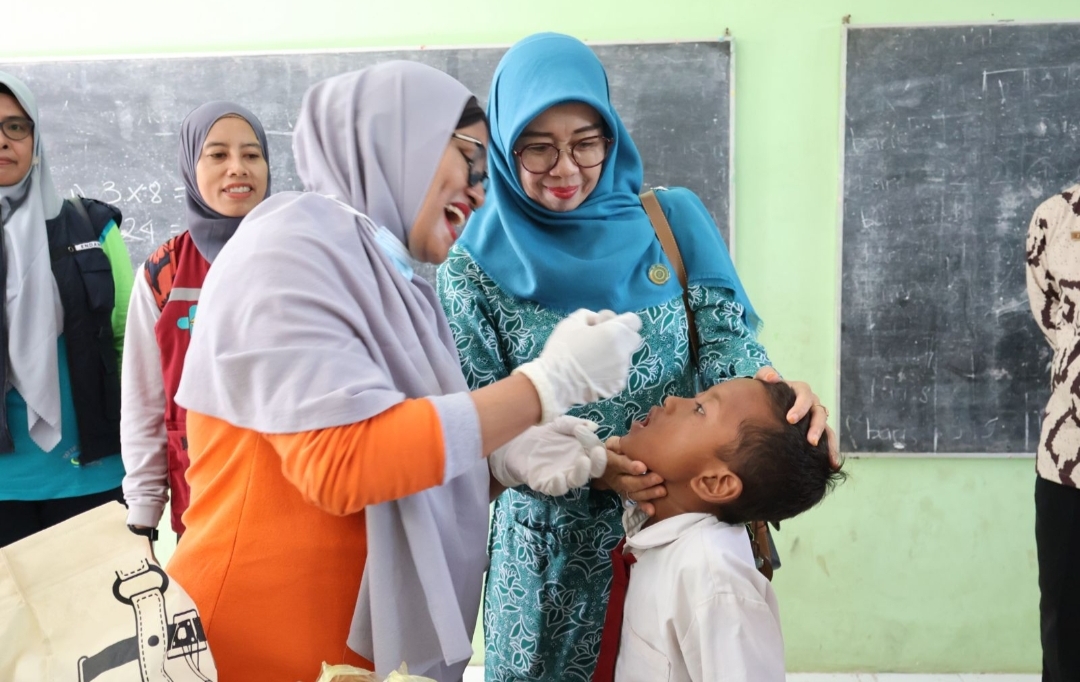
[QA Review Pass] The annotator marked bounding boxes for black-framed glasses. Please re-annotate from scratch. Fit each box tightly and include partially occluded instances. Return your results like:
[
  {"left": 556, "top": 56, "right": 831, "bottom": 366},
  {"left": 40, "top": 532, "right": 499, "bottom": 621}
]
[
  {"left": 513, "top": 135, "right": 612, "bottom": 174},
  {"left": 452, "top": 132, "right": 489, "bottom": 189},
  {"left": 0, "top": 117, "right": 34, "bottom": 142}
]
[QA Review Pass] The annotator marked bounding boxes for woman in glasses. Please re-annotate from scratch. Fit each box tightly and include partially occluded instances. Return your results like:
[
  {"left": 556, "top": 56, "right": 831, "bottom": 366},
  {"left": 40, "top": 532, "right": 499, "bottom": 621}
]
[
  {"left": 437, "top": 33, "right": 835, "bottom": 682},
  {"left": 0, "top": 72, "right": 133, "bottom": 547},
  {"left": 120, "top": 102, "right": 271, "bottom": 541},
  {"left": 164, "top": 61, "right": 642, "bottom": 682}
]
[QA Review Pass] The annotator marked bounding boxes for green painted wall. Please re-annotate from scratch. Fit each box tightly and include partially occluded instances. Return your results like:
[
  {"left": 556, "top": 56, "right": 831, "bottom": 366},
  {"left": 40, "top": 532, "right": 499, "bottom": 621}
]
[{"left": 9, "top": 0, "right": 1079, "bottom": 672}]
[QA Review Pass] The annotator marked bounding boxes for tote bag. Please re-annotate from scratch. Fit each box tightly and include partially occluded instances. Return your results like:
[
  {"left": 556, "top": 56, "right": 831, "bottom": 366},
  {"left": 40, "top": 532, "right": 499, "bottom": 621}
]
[{"left": 0, "top": 501, "right": 216, "bottom": 681}]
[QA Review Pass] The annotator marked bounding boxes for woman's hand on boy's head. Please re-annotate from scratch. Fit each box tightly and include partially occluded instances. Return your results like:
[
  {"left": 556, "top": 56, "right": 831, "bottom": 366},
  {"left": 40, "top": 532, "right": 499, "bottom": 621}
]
[
  {"left": 755, "top": 367, "right": 841, "bottom": 469},
  {"left": 598, "top": 437, "right": 667, "bottom": 516}
]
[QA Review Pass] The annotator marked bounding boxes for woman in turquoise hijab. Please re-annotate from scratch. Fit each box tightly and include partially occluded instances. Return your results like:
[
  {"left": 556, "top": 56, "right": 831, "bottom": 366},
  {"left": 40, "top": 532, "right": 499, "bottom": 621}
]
[{"left": 437, "top": 33, "right": 833, "bottom": 681}]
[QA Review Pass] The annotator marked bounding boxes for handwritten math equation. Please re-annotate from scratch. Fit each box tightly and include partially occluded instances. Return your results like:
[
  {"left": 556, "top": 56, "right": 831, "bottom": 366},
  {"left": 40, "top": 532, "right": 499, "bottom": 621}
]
[{"left": 66, "top": 180, "right": 185, "bottom": 246}]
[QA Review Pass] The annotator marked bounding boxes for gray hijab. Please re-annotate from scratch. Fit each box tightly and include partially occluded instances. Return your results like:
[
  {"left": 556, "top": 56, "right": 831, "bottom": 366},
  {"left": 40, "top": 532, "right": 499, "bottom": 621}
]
[
  {"left": 294, "top": 62, "right": 456, "bottom": 243},
  {"left": 179, "top": 101, "right": 270, "bottom": 262},
  {"left": 173, "top": 62, "right": 488, "bottom": 681}
]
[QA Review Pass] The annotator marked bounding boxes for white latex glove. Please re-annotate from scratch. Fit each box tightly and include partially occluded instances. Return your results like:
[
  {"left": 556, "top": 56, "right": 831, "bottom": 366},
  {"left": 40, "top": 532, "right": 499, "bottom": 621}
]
[
  {"left": 489, "top": 416, "right": 608, "bottom": 497},
  {"left": 514, "top": 309, "right": 643, "bottom": 423}
]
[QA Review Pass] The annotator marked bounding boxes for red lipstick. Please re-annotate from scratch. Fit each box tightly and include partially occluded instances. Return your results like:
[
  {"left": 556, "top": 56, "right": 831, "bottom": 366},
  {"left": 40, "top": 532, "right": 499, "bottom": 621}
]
[{"left": 547, "top": 185, "right": 579, "bottom": 200}]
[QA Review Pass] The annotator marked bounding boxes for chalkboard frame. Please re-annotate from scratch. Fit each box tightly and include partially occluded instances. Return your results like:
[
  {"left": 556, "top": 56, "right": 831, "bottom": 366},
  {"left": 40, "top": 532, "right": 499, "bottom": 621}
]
[
  {"left": 837, "top": 20, "right": 1080, "bottom": 458},
  {"left": 0, "top": 38, "right": 738, "bottom": 268}
]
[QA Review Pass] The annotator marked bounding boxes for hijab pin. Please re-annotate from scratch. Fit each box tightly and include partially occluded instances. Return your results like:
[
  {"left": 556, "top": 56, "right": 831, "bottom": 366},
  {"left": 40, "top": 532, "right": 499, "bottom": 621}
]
[{"left": 648, "top": 264, "right": 670, "bottom": 285}]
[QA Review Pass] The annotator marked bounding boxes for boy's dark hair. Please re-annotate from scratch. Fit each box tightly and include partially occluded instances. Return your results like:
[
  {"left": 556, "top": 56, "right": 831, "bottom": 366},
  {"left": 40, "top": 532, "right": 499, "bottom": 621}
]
[
  {"left": 716, "top": 380, "right": 845, "bottom": 525},
  {"left": 0, "top": 84, "right": 14, "bottom": 98}
]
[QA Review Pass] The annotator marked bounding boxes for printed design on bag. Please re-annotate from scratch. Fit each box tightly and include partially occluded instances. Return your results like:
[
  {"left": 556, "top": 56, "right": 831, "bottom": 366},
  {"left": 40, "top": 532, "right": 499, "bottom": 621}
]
[{"left": 77, "top": 560, "right": 212, "bottom": 682}]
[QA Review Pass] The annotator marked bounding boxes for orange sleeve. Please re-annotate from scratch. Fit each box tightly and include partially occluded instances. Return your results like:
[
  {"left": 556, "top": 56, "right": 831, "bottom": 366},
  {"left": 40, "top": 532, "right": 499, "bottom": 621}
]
[{"left": 264, "top": 399, "right": 446, "bottom": 516}]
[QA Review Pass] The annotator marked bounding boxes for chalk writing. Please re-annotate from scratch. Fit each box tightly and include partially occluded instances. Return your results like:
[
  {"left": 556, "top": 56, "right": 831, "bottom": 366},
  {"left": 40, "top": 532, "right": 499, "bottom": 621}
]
[{"left": 841, "top": 24, "right": 1079, "bottom": 454}]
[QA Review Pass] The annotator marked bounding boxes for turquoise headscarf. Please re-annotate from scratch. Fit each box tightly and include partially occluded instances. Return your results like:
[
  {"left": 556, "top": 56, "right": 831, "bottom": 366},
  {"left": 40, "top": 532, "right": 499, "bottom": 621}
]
[{"left": 460, "top": 32, "right": 759, "bottom": 328}]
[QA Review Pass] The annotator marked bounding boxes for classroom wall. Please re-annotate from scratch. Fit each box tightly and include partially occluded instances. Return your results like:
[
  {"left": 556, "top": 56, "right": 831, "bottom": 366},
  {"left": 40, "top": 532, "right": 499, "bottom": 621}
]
[{"left": 8, "top": 0, "right": 1078, "bottom": 673}]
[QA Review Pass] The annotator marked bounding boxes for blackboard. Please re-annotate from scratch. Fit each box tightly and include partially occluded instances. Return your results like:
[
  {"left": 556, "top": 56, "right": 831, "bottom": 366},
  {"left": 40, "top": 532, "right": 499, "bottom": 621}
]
[
  {"left": 840, "top": 23, "right": 1080, "bottom": 455},
  {"left": 0, "top": 41, "right": 733, "bottom": 280}
]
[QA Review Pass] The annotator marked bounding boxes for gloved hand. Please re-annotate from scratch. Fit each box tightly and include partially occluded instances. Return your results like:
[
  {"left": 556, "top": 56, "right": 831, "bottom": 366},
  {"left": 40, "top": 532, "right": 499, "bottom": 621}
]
[
  {"left": 514, "top": 309, "right": 643, "bottom": 423},
  {"left": 489, "top": 416, "right": 608, "bottom": 497}
]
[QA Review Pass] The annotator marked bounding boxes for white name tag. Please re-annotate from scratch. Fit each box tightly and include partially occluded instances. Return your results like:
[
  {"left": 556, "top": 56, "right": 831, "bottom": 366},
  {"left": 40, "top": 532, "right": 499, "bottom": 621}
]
[{"left": 72, "top": 241, "right": 102, "bottom": 252}]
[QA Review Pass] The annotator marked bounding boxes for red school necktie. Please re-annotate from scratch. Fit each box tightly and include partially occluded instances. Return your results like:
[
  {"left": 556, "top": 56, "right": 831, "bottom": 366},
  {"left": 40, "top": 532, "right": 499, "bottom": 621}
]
[{"left": 592, "top": 538, "right": 637, "bottom": 682}]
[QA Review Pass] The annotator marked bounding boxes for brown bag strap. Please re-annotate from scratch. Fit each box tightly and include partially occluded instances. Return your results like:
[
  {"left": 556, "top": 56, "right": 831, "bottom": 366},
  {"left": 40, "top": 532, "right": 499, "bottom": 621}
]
[
  {"left": 749, "top": 520, "right": 775, "bottom": 581},
  {"left": 640, "top": 190, "right": 700, "bottom": 364}
]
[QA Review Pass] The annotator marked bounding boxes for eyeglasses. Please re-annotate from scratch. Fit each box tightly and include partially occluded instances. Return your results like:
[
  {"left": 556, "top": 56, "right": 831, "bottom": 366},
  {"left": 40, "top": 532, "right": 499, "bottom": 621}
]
[
  {"left": 0, "top": 117, "right": 34, "bottom": 142},
  {"left": 452, "top": 132, "right": 489, "bottom": 189},
  {"left": 513, "top": 135, "right": 612, "bottom": 174}
]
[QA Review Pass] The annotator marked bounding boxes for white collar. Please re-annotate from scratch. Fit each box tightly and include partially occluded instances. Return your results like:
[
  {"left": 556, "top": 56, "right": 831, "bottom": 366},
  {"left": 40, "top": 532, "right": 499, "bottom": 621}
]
[{"left": 624, "top": 512, "right": 734, "bottom": 553}]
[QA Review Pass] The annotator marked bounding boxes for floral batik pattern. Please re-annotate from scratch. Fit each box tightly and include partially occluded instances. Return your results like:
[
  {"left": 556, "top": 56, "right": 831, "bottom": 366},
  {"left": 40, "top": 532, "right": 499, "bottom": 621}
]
[{"left": 437, "top": 244, "right": 770, "bottom": 682}]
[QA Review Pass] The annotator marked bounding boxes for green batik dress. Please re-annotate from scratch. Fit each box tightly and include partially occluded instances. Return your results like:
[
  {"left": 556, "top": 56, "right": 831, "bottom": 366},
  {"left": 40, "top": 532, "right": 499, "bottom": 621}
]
[{"left": 437, "top": 243, "right": 770, "bottom": 682}]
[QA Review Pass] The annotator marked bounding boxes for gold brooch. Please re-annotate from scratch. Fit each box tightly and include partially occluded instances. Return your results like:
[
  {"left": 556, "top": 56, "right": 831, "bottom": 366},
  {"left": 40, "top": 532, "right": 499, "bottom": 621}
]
[{"left": 648, "top": 264, "right": 671, "bottom": 285}]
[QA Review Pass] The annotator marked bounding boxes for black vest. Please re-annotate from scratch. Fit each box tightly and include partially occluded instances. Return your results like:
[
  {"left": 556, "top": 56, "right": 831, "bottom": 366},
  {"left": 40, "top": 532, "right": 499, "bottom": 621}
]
[{"left": 45, "top": 198, "right": 122, "bottom": 464}]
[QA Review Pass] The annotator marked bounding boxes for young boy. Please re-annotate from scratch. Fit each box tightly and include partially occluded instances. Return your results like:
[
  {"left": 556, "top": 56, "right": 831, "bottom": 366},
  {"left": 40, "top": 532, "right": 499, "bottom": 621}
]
[{"left": 593, "top": 377, "right": 845, "bottom": 682}]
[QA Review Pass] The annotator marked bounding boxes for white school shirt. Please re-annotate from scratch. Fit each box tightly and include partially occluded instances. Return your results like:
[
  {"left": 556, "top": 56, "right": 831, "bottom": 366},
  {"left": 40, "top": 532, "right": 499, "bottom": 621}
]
[{"left": 614, "top": 512, "right": 785, "bottom": 682}]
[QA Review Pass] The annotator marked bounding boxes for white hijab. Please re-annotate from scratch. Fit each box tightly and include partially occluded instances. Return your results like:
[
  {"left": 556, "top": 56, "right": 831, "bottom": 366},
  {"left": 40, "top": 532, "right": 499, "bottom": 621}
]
[{"left": 0, "top": 71, "right": 64, "bottom": 453}]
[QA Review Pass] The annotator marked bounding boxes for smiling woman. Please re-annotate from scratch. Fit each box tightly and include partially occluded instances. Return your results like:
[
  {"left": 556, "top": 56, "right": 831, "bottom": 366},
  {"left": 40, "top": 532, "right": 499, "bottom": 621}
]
[
  {"left": 407, "top": 100, "right": 488, "bottom": 263},
  {"left": 0, "top": 72, "right": 133, "bottom": 548},
  {"left": 436, "top": 33, "right": 834, "bottom": 682},
  {"left": 512, "top": 102, "right": 609, "bottom": 212},
  {"left": 0, "top": 95, "right": 34, "bottom": 186},
  {"left": 194, "top": 115, "right": 269, "bottom": 218},
  {"left": 158, "top": 62, "right": 643, "bottom": 682},
  {"left": 120, "top": 101, "right": 272, "bottom": 538}
]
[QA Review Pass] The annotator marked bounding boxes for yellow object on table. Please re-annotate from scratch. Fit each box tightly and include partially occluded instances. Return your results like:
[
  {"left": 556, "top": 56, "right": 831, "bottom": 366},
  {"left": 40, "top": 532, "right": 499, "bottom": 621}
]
[{"left": 315, "top": 662, "right": 437, "bottom": 682}]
